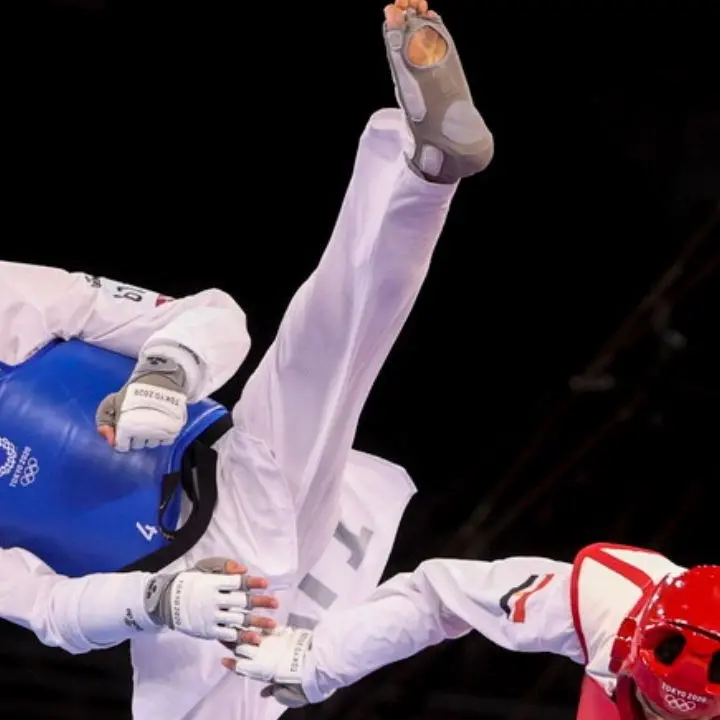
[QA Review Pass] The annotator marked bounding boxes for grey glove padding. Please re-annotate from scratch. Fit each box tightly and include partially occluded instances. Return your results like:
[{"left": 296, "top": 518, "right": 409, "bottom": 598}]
[{"left": 261, "top": 683, "right": 312, "bottom": 709}]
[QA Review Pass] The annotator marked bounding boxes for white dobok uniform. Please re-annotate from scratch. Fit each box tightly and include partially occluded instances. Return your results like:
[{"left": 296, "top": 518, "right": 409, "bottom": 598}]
[
  {"left": 0, "top": 108, "right": 458, "bottom": 719},
  {"left": 299, "top": 543, "right": 685, "bottom": 718}
]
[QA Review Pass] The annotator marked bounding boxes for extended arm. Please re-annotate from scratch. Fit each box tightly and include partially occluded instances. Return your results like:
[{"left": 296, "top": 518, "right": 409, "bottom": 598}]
[
  {"left": 230, "top": 556, "right": 583, "bottom": 705},
  {"left": 0, "top": 546, "right": 158, "bottom": 654},
  {"left": 0, "top": 547, "right": 273, "bottom": 655},
  {"left": 305, "top": 557, "right": 582, "bottom": 698}
]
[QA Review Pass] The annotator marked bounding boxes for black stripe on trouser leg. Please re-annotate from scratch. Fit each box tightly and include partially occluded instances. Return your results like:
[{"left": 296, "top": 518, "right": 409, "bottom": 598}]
[{"left": 499, "top": 575, "right": 538, "bottom": 618}]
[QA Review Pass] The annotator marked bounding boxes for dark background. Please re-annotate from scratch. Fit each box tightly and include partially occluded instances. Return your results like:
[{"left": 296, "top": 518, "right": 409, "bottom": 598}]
[{"left": 1, "top": 0, "right": 719, "bottom": 717}]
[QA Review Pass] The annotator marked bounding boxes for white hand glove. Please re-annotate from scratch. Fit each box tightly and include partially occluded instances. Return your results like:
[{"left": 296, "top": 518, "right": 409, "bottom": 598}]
[
  {"left": 96, "top": 354, "right": 188, "bottom": 451},
  {"left": 145, "top": 558, "right": 268, "bottom": 643},
  {"left": 230, "top": 627, "right": 333, "bottom": 708}
]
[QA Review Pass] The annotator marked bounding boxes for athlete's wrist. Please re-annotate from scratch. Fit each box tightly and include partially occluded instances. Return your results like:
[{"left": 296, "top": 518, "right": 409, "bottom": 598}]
[
  {"left": 137, "top": 341, "right": 202, "bottom": 399},
  {"left": 300, "top": 643, "right": 335, "bottom": 704},
  {"left": 143, "top": 572, "right": 175, "bottom": 628},
  {"left": 74, "top": 571, "right": 160, "bottom": 648}
]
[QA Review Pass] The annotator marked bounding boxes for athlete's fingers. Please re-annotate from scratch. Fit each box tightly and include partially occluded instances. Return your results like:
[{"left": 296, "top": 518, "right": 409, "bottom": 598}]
[
  {"left": 220, "top": 641, "right": 262, "bottom": 670},
  {"left": 97, "top": 425, "right": 115, "bottom": 446},
  {"left": 114, "top": 431, "right": 131, "bottom": 452},
  {"left": 244, "top": 575, "right": 270, "bottom": 591},
  {"left": 214, "top": 625, "right": 241, "bottom": 643},
  {"left": 248, "top": 594, "right": 278, "bottom": 609},
  {"left": 245, "top": 614, "right": 277, "bottom": 630},
  {"left": 239, "top": 629, "right": 265, "bottom": 644},
  {"left": 222, "top": 560, "right": 248, "bottom": 575}
]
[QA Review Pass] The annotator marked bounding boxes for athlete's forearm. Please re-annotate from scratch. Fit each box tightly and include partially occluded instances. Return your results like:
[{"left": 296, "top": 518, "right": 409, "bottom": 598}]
[
  {"left": 0, "top": 262, "right": 250, "bottom": 401},
  {"left": 303, "top": 563, "right": 471, "bottom": 698},
  {"left": 63, "top": 277, "right": 250, "bottom": 402},
  {"left": 0, "top": 548, "right": 157, "bottom": 654},
  {"left": 129, "top": 289, "right": 250, "bottom": 402},
  {"left": 303, "top": 557, "right": 581, "bottom": 698}
]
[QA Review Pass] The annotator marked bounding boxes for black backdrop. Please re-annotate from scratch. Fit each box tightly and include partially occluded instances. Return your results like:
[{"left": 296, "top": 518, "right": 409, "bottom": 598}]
[{"left": 2, "top": 0, "right": 719, "bottom": 717}]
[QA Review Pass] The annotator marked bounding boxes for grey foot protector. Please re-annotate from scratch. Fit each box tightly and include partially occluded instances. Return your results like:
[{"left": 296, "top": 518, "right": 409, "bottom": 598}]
[{"left": 383, "top": 9, "right": 493, "bottom": 183}]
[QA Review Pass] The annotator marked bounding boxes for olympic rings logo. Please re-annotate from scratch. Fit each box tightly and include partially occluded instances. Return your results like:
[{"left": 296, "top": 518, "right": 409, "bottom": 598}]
[
  {"left": 0, "top": 438, "right": 40, "bottom": 486},
  {"left": 664, "top": 695, "right": 697, "bottom": 713},
  {"left": 0, "top": 437, "right": 18, "bottom": 477},
  {"left": 20, "top": 457, "right": 40, "bottom": 487}
]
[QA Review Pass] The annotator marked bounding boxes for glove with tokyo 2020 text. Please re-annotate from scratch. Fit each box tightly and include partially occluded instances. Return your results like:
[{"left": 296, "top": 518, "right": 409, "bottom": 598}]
[
  {"left": 230, "top": 627, "right": 335, "bottom": 708},
  {"left": 96, "top": 351, "right": 189, "bottom": 452},
  {"left": 144, "top": 558, "right": 260, "bottom": 643}
]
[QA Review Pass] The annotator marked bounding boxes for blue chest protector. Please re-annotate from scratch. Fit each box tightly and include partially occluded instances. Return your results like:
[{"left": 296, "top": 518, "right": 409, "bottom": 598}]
[{"left": 0, "top": 339, "right": 230, "bottom": 578}]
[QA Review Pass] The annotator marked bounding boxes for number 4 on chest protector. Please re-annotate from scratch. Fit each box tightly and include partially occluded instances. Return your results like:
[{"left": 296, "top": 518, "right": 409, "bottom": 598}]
[{"left": 0, "top": 339, "right": 230, "bottom": 577}]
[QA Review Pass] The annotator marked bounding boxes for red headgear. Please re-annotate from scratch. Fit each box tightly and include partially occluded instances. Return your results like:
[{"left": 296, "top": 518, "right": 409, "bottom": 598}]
[{"left": 612, "top": 566, "right": 720, "bottom": 719}]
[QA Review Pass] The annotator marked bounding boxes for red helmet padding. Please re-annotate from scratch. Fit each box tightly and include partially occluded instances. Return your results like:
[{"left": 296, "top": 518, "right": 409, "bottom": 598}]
[{"left": 618, "top": 566, "right": 720, "bottom": 719}]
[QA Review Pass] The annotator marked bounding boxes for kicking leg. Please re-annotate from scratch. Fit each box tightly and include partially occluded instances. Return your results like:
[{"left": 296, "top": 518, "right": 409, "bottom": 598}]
[{"left": 214, "top": 0, "right": 494, "bottom": 582}]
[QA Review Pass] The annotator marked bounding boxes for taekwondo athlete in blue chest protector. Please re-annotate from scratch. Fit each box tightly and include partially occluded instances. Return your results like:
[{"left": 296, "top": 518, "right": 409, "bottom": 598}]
[
  {"left": 0, "top": 264, "right": 277, "bottom": 650},
  {"left": 0, "top": 3, "right": 495, "bottom": 715}
]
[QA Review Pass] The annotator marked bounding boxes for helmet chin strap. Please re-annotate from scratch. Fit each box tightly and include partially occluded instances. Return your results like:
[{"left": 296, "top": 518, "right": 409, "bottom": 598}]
[
  {"left": 635, "top": 687, "right": 717, "bottom": 720},
  {"left": 635, "top": 687, "right": 671, "bottom": 719},
  {"left": 615, "top": 674, "right": 687, "bottom": 720}
]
